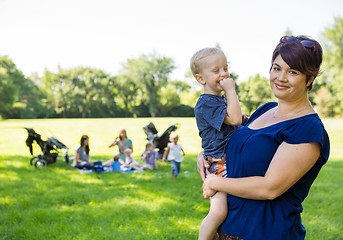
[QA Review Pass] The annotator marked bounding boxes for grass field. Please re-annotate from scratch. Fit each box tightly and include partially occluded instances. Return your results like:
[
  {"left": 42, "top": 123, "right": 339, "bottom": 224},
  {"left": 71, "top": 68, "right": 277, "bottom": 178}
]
[{"left": 0, "top": 117, "right": 342, "bottom": 239}]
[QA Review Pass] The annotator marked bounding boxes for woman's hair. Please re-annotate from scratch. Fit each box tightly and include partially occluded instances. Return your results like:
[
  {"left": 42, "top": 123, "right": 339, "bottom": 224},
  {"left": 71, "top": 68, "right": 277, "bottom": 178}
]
[
  {"left": 118, "top": 128, "right": 127, "bottom": 141},
  {"left": 190, "top": 48, "right": 225, "bottom": 76},
  {"left": 271, "top": 35, "right": 323, "bottom": 90},
  {"left": 80, "top": 135, "right": 90, "bottom": 155}
]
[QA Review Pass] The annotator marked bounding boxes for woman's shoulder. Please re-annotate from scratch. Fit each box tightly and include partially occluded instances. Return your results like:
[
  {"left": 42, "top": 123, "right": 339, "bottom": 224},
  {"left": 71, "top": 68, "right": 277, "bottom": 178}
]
[
  {"left": 281, "top": 114, "right": 330, "bottom": 161},
  {"left": 74, "top": 144, "right": 81, "bottom": 151}
]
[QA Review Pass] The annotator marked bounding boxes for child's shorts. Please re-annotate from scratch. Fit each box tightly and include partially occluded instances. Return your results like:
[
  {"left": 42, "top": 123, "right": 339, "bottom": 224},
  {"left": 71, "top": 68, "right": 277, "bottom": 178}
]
[{"left": 205, "top": 154, "right": 227, "bottom": 177}]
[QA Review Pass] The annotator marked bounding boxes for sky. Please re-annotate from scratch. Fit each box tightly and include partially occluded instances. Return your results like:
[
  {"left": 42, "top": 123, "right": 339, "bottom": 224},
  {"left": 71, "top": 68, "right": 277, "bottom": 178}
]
[{"left": 0, "top": 0, "right": 342, "bottom": 85}]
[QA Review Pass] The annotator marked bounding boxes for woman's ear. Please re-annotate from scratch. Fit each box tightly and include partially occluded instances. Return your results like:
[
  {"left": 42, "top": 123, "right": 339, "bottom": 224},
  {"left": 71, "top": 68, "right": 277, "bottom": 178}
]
[
  {"left": 195, "top": 74, "right": 206, "bottom": 85},
  {"left": 306, "top": 76, "right": 315, "bottom": 87}
]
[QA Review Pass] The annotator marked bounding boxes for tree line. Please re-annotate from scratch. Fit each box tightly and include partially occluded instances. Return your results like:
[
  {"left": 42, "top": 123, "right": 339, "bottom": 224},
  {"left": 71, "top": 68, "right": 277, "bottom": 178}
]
[{"left": 0, "top": 17, "right": 342, "bottom": 119}]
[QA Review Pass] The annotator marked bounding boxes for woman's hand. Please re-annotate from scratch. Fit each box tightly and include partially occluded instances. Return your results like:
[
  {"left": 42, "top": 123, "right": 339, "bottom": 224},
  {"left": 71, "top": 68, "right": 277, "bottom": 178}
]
[
  {"left": 202, "top": 174, "right": 218, "bottom": 199},
  {"left": 197, "top": 151, "right": 209, "bottom": 182}
]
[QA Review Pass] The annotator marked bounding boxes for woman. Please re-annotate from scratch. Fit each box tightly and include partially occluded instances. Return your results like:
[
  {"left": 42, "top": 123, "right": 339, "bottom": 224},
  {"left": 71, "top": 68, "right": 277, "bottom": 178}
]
[
  {"left": 108, "top": 128, "right": 133, "bottom": 161},
  {"left": 199, "top": 35, "right": 330, "bottom": 240},
  {"left": 74, "top": 135, "right": 102, "bottom": 169}
]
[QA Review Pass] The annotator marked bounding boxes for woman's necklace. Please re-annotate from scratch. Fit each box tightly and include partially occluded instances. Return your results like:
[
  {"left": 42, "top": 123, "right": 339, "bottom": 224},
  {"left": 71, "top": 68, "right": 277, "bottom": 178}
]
[{"left": 273, "top": 103, "right": 312, "bottom": 118}]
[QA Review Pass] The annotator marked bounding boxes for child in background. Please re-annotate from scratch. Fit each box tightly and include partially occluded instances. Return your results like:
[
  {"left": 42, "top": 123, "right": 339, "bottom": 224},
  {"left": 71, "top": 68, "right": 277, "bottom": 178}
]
[
  {"left": 162, "top": 132, "right": 186, "bottom": 180},
  {"left": 190, "top": 48, "right": 242, "bottom": 240},
  {"left": 122, "top": 148, "right": 143, "bottom": 171},
  {"left": 141, "top": 142, "right": 158, "bottom": 170}
]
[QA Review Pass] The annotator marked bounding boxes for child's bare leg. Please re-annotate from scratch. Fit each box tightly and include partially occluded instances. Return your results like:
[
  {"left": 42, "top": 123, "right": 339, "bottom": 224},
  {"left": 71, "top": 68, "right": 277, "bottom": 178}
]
[
  {"left": 102, "top": 159, "right": 113, "bottom": 167},
  {"left": 198, "top": 191, "right": 227, "bottom": 240}
]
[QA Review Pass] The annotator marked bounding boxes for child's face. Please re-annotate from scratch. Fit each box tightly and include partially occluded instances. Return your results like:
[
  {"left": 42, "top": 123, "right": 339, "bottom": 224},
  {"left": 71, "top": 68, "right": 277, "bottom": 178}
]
[
  {"left": 146, "top": 145, "right": 153, "bottom": 152},
  {"left": 125, "top": 151, "right": 131, "bottom": 156},
  {"left": 196, "top": 53, "right": 230, "bottom": 95}
]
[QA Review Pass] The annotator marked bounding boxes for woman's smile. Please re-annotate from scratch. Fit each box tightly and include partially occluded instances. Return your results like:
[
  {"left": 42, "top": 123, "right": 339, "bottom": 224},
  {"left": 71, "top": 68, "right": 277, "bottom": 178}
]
[{"left": 274, "top": 83, "right": 288, "bottom": 89}]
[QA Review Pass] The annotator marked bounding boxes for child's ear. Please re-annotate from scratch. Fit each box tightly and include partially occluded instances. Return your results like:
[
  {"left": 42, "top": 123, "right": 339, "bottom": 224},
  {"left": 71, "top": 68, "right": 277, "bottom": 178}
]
[{"left": 195, "top": 74, "right": 206, "bottom": 85}]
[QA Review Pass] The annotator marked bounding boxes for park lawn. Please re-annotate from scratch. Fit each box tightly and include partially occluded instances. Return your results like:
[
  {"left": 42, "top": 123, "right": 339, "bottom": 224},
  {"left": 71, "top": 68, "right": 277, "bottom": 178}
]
[{"left": 0, "top": 118, "right": 342, "bottom": 239}]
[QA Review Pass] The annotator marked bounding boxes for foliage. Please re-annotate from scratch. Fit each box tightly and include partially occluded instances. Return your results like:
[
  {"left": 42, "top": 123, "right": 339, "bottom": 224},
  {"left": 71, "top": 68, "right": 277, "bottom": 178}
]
[
  {"left": 314, "top": 86, "right": 334, "bottom": 117},
  {"left": 1, "top": 17, "right": 343, "bottom": 119},
  {"left": 237, "top": 74, "right": 275, "bottom": 115},
  {"left": 320, "top": 17, "right": 343, "bottom": 117},
  {"left": 121, "top": 52, "right": 175, "bottom": 117},
  {"left": 0, "top": 56, "right": 44, "bottom": 119}
]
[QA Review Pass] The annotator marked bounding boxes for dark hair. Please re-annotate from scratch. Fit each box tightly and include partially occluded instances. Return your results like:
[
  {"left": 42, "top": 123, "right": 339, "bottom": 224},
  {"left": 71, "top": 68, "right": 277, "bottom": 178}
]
[
  {"left": 80, "top": 135, "right": 90, "bottom": 155},
  {"left": 271, "top": 35, "right": 323, "bottom": 90}
]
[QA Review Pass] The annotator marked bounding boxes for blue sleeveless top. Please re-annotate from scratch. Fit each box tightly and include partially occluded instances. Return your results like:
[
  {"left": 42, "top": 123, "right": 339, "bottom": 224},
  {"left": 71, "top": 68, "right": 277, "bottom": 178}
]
[{"left": 220, "top": 102, "right": 330, "bottom": 240}]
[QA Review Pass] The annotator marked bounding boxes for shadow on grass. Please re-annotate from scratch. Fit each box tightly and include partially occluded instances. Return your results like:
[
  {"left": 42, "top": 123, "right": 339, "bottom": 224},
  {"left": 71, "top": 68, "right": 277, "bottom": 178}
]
[
  {"left": 2, "top": 155, "right": 341, "bottom": 239},
  {"left": 302, "top": 159, "right": 343, "bottom": 239},
  {"left": 0, "top": 154, "right": 206, "bottom": 240}
]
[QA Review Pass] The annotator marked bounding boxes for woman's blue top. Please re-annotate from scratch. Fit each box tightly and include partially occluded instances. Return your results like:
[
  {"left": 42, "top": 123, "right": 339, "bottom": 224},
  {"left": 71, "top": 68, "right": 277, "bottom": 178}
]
[{"left": 220, "top": 102, "right": 330, "bottom": 240}]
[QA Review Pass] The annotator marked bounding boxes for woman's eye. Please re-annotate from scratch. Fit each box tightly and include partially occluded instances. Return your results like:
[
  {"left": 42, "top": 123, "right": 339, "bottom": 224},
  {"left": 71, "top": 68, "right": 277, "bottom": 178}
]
[
  {"left": 273, "top": 67, "right": 280, "bottom": 71},
  {"left": 289, "top": 70, "right": 298, "bottom": 75}
]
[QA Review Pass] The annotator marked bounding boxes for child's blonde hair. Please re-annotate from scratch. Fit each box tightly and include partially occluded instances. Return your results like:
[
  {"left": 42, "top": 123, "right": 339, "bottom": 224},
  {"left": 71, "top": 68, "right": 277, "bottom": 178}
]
[
  {"left": 190, "top": 48, "right": 225, "bottom": 76},
  {"left": 124, "top": 148, "right": 132, "bottom": 154},
  {"left": 169, "top": 131, "right": 179, "bottom": 141}
]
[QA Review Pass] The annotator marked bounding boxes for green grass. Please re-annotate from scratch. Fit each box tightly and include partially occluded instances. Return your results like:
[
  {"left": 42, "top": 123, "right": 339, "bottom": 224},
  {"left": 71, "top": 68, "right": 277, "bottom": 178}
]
[{"left": 0, "top": 118, "right": 342, "bottom": 239}]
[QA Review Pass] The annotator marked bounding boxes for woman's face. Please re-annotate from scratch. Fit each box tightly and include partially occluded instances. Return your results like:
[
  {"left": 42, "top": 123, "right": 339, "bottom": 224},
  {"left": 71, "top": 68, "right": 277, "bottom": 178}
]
[
  {"left": 269, "top": 55, "right": 311, "bottom": 102},
  {"left": 120, "top": 129, "right": 127, "bottom": 139},
  {"left": 83, "top": 137, "right": 89, "bottom": 146}
]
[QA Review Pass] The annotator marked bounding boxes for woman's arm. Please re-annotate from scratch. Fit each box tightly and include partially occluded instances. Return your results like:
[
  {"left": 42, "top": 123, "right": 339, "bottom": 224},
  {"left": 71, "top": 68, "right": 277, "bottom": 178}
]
[
  {"left": 108, "top": 141, "right": 118, "bottom": 148},
  {"left": 75, "top": 150, "right": 82, "bottom": 163},
  {"left": 203, "top": 141, "right": 321, "bottom": 200},
  {"left": 129, "top": 141, "right": 133, "bottom": 152}
]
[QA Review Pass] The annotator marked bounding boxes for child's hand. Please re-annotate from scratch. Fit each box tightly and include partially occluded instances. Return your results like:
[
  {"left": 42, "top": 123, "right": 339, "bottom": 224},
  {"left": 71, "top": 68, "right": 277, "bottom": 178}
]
[
  {"left": 242, "top": 114, "right": 249, "bottom": 126},
  {"left": 219, "top": 78, "right": 236, "bottom": 92}
]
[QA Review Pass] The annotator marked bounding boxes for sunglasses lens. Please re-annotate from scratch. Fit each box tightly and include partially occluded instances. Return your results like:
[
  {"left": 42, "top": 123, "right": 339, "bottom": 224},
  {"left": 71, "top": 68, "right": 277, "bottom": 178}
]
[
  {"left": 280, "top": 36, "right": 315, "bottom": 49},
  {"left": 300, "top": 40, "right": 315, "bottom": 48},
  {"left": 280, "top": 36, "right": 296, "bottom": 43}
]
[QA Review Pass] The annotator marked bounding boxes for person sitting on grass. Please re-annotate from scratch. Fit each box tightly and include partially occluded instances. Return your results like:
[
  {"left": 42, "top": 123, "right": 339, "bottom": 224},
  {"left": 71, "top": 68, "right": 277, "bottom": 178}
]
[
  {"left": 73, "top": 135, "right": 102, "bottom": 170},
  {"left": 122, "top": 148, "right": 143, "bottom": 171},
  {"left": 140, "top": 142, "right": 159, "bottom": 170}
]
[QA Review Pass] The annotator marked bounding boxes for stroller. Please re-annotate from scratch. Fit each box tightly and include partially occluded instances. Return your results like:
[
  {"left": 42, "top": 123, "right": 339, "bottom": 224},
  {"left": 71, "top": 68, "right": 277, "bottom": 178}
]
[
  {"left": 24, "top": 128, "right": 70, "bottom": 167},
  {"left": 142, "top": 122, "right": 180, "bottom": 158}
]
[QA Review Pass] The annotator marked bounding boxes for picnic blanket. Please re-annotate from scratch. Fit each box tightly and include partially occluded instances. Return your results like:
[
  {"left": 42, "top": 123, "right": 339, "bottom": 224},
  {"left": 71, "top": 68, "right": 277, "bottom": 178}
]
[{"left": 74, "top": 161, "right": 142, "bottom": 174}]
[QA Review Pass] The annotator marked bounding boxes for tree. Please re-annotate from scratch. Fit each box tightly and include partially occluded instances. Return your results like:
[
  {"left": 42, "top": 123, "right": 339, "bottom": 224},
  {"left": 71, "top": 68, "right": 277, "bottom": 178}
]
[
  {"left": 115, "top": 75, "right": 139, "bottom": 116},
  {"left": 238, "top": 74, "right": 275, "bottom": 115},
  {"left": 314, "top": 86, "right": 334, "bottom": 117},
  {"left": 320, "top": 17, "right": 343, "bottom": 117},
  {"left": 158, "top": 85, "right": 181, "bottom": 116},
  {"left": 0, "top": 56, "right": 19, "bottom": 117},
  {"left": 0, "top": 56, "right": 43, "bottom": 119},
  {"left": 69, "top": 67, "right": 111, "bottom": 118},
  {"left": 122, "top": 52, "right": 175, "bottom": 117}
]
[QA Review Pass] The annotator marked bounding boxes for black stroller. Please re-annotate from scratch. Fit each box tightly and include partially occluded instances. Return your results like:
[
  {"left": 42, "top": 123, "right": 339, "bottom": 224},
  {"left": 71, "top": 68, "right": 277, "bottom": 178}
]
[
  {"left": 142, "top": 122, "right": 180, "bottom": 158},
  {"left": 25, "top": 128, "right": 70, "bottom": 167}
]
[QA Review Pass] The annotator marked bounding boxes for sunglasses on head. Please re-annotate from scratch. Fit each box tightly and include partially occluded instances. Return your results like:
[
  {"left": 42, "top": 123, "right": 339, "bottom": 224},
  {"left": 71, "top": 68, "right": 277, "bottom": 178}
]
[{"left": 280, "top": 36, "right": 315, "bottom": 49}]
